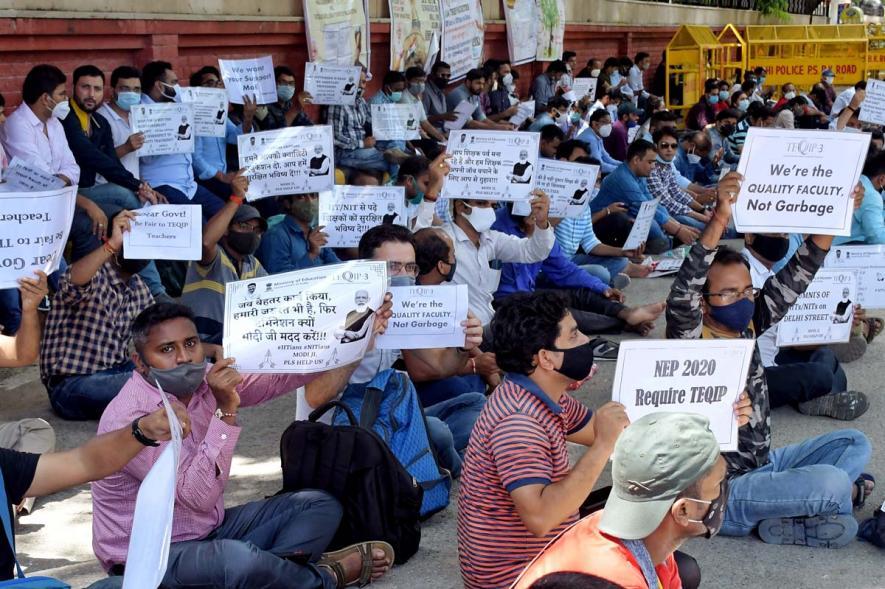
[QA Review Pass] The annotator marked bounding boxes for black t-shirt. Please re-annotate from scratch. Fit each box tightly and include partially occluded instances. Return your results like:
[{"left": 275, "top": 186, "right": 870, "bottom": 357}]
[{"left": 0, "top": 448, "right": 39, "bottom": 580}]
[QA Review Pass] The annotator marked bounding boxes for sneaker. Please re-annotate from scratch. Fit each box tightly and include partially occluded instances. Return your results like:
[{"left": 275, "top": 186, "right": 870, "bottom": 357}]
[
  {"left": 590, "top": 339, "right": 619, "bottom": 362},
  {"left": 797, "top": 390, "right": 868, "bottom": 421},
  {"left": 611, "top": 273, "right": 631, "bottom": 290},
  {"left": 758, "top": 515, "right": 857, "bottom": 548},
  {"left": 383, "top": 148, "right": 411, "bottom": 165}
]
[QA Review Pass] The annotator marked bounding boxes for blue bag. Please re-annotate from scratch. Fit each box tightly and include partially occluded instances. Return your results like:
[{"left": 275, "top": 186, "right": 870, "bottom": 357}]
[{"left": 334, "top": 368, "right": 452, "bottom": 517}]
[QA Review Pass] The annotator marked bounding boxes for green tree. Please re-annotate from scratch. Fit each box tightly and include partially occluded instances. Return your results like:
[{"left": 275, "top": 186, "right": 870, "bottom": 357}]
[
  {"left": 755, "top": 0, "right": 790, "bottom": 20},
  {"left": 538, "top": 0, "right": 561, "bottom": 59}
]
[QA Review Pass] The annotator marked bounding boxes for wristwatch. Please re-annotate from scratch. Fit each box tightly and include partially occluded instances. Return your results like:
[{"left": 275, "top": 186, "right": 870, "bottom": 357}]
[
  {"left": 214, "top": 408, "right": 238, "bottom": 420},
  {"left": 131, "top": 418, "right": 160, "bottom": 447}
]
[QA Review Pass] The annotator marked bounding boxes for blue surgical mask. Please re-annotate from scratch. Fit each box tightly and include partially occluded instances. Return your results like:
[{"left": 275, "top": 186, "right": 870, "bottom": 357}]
[
  {"left": 570, "top": 112, "right": 582, "bottom": 125},
  {"left": 389, "top": 90, "right": 403, "bottom": 102},
  {"left": 409, "top": 82, "right": 425, "bottom": 96},
  {"left": 277, "top": 85, "right": 295, "bottom": 102},
  {"left": 708, "top": 94, "right": 720, "bottom": 105},
  {"left": 719, "top": 90, "right": 729, "bottom": 101},
  {"left": 404, "top": 175, "right": 424, "bottom": 205},
  {"left": 759, "top": 76, "right": 767, "bottom": 85},
  {"left": 738, "top": 99, "right": 750, "bottom": 111},
  {"left": 708, "top": 297, "right": 754, "bottom": 333},
  {"left": 389, "top": 275, "right": 416, "bottom": 288},
  {"left": 115, "top": 91, "right": 141, "bottom": 112}
]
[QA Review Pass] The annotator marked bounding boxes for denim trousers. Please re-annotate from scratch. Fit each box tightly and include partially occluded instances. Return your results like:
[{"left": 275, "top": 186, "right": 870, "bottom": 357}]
[
  {"left": 571, "top": 253, "right": 630, "bottom": 285},
  {"left": 74, "top": 183, "right": 166, "bottom": 296},
  {"left": 675, "top": 214, "right": 707, "bottom": 232},
  {"left": 154, "top": 183, "right": 226, "bottom": 223},
  {"left": 424, "top": 391, "right": 487, "bottom": 479},
  {"left": 764, "top": 347, "right": 847, "bottom": 407},
  {"left": 87, "top": 491, "right": 341, "bottom": 589},
  {"left": 46, "top": 361, "right": 135, "bottom": 421},
  {"left": 720, "top": 429, "right": 871, "bottom": 536},
  {"left": 334, "top": 147, "right": 389, "bottom": 173}
]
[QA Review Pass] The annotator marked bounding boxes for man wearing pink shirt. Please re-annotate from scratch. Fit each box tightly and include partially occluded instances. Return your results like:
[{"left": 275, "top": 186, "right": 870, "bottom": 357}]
[{"left": 91, "top": 302, "right": 394, "bottom": 588}]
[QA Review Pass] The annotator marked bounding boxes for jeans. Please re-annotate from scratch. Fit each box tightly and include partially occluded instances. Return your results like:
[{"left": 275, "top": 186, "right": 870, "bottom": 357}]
[
  {"left": 643, "top": 220, "right": 672, "bottom": 255},
  {"left": 721, "top": 429, "right": 871, "bottom": 536},
  {"left": 46, "top": 361, "right": 135, "bottom": 421},
  {"left": 542, "top": 287, "right": 626, "bottom": 335},
  {"left": 70, "top": 190, "right": 167, "bottom": 297},
  {"left": 425, "top": 392, "right": 486, "bottom": 479},
  {"left": 334, "top": 147, "right": 389, "bottom": 173},
  {"left": 764, "top": 347, "right": 847, "bottom": 407},
  {"left": 416, "top": 375, "right": 485, "bottom": 408},
  {"left": 571, "top": 253, "right": 629, "bottom": 286},
  {"left": 675, "top": 214, "right": 707, "bottom": 232},
  {"left": 154, "top": 184, "right": 225, "bottom": 223}
]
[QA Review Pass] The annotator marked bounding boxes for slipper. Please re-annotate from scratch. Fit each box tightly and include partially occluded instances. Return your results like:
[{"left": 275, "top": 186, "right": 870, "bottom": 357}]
[
  {"left": 318, "top": 541, "right": 395, "bottom": 587},
  {"left": 591, "top": 339, "right": 619, "bottom": 361},
  {"left": 864, "top": 317, "right": 884, "bottom": 344},
  {"left": 854, "top": 473, "right": 876, "bottom": 509},
  {"left": 758, "top": 515, "right": 856, "bottom": 548}
]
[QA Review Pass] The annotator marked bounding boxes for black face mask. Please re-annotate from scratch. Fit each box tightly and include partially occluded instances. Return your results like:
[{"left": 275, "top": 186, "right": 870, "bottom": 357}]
[
  {"left": 441, "top": 259, "right": 457, "bottom": 282},
  {"left": 752, "top": 235, "right": 790, "bottom": 263},
  {"left": 226, "top": 231, "right": 261, "bottom": 256},
  {"left": 548, "top": 341, "right": 595, "bottom": 382},
  {"left": 719, "top": 123, "right": 736, "bottom": 137},
  {"left": 687, "top": 478, "right": 729, "bottom": 539}
]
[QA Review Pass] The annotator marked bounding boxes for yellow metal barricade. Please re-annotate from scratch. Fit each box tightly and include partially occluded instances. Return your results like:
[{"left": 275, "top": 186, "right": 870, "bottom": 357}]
[
  {"left": 665, "top": 26, "right": 724, "bottom": 119},
  {"left": 716, "top": 24, "right": 747, "bottom": 88},
  {"left": 867, "top": 22, "right": 885, "bottom": 80}
]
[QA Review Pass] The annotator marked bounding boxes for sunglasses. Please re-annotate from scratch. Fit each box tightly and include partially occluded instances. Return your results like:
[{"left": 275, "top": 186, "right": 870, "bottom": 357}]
[{"left": 658, "top": 142, "right": 678, "bottom": 149}]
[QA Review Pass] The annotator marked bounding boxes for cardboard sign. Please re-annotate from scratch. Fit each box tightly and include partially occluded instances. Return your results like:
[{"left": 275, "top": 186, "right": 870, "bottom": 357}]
[
  {"left": 442, "top": 131, "right": 540, "bottom": 201},
  {"left": 376, "top": 284, "right": 469, "bottom": 349},
  {"left": 238, "top": 126, "right": 335, "bottom": 200},
  {"left": 777, "top": 269, "right": 856, "bottom": 346}
]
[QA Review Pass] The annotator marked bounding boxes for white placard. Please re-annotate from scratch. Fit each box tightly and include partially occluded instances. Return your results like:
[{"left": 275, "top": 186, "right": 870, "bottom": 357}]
[
  {"left": 222, "top": 261, "right": 387, "bottom": 373},
  {"left": 777, "top": 269, "right": 857, "bottom": 346},
  {"left": 303, "top": 63, "right": 363, "bottom": 106},
  {"left": 622, "top": 199, "right": 658, "bottom": 251},
  {"left": 238, "top": 126, "right": 335, "bottom": 200},
  {"left": 1, "top": 157, "right": 65, "bottom": 192},
  {"left": 122, "top": 387, "right": 182, "bottom": 589},
  {"left": 646, "top": 257, "right": 684, "bottom": 278},
  {"left": 179, "top": 87, "right": 229, "bottom": 138},
  {"left": 444, "top": 100, "right": 475, "bottom": 132},
  {"left": 130, "top": 103, "right": 196, "bottom": 157},
  {"left": 733, "top": 128, "right": 869, "bottom": 236},
  {"left": 860, "top": 79, "right": 885, "bottom": 126},
  {"left": 371, "top": 103, "right": 422, "bottom": 141},
  {"left": 123, "top": 205, "right": 202, "bottom": 261},
  {"left": 0, "top": 187, "right": 76, "bottom": 288},
  {"left": 508, "top": 100, "right": 535, "bottom": 127},
  {"left": 441, "top": 0, "right": 485, "bottom": 81},
  {"left": 612, "top": 339, "right": 755, "bottom": 452},
  {"left": 825, "top": 245, "right": 885, "bottom": 308},
  {"left": 218, "top": 55, "right": 277, "bottom": 105},
  {"left": 318, "top": 185, "right": 407, "bottom": 247},
  {"left": 513, "top": 160, "right": 599, "bottom": 218},
  {"left": 503, "top": 0, "right": 536, "bottom": 66},
  {"left": 376, "top": 284, "right": 469, "bottom": 350},
  {"left": 442, "top": 130, "right": 540, "bottom": 201},
  {"left": 572, "top": 78, "right": 598, "bottom": 100}
]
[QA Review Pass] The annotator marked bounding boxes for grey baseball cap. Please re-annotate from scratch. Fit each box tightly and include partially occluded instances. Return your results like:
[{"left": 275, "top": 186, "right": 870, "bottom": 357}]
[
  {"left": 599, "top": 412, "right": 720, "bottom": 540},
  {"left": 231, "top": 204, "right": 268, "bottom": 231}
]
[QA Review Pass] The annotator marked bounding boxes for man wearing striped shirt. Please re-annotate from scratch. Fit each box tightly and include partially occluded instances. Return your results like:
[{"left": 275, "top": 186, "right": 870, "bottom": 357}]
[{"left": 457, "top": 291, "right": 628, "bottom": 588}]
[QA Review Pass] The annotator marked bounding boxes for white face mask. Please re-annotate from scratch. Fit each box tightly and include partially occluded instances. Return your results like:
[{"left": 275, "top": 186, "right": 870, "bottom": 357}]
[
  {"left": 502, "top": 73, "right": 514, "bottom": 87},
  {"left": 463, "top": 205, "right": 496, "bottom": 233},
  {"left": 598, "top": 123, "right": 613, "bottom": 138},
  {"left": 784, "top": 91, "right": 796, "bottom": 100},
  {"left": 49, "top": 97, "right": 71, "bottom": 121},
  {"left": 590, "top": 69, "right": 601, "bottom": 78},
  {"left": 686, "top": 153, "right": 703, "bottom": 165},
  {"left": 843, "top": 126, "right": 862, "bottom": 134}
]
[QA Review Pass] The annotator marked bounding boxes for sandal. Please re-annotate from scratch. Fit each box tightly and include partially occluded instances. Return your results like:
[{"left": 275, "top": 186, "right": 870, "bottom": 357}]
[
  {"left": 854, "top": 473, "right": 876, "bottom": 509},
  {"left": 318, "top": 541, "right": 395, "bottom": 588},
  {"left": 864, "top": 317, "right": 884, "bottom": 344}
]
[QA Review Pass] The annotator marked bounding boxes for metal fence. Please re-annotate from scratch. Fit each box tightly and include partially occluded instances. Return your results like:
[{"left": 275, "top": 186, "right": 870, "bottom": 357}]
[{"left": 639, "top": 0, "right": 830, "bottom": 16}]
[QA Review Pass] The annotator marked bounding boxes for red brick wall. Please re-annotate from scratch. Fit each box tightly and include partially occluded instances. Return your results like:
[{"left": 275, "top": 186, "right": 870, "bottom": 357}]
[{"left": 0, "top": 18, "right": 675, "bottom": 108}]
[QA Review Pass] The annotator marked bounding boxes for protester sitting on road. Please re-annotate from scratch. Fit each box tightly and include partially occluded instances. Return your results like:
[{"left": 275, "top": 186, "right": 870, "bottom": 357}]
[
  {"left": 705, "top": 108, "right": 740, "bottom": 167},
  {"left": 648, "top": 128, "right": 713, "bottom": 232},
  {"left": 741, "top": 233, "right": 868, "bottom": 420},
  {"left": 0, "top": 399, "right": 189, "bottom": 581},
  {"left": 261, "top": 65, "right": 314, "bottom": 130},
  {"left": 40, "top": 211, "right": 154, "bottom": 420},
  {"left": 401, "top": 66, "right": 447, "bottom": 153},
  {"left": 179, "top": 174, "right": 265, "bottom": 344},
  {"left": 96, "top": 66, "right": 144, "bottom": 183},
  {"left": 368, "top": 70, "right": 412, "bottom": 170},
  {"left": 529, "top": 96, "right": 571, "bottom": 133},
  {"left": 91, "top": 302, "right": 394, "bottom": 587},
  {"left": 673, "top": 131, "right": 718, "bottom": 186},
  {"left": 303, "top": 224, "right": 485, "bottom": 478},
  {"left": 423, "top": 61, "right": 460, "bottom": 133},
  {"left": 457, "top": 291, "right": 629, "bottom": 589},
  {"left": 666, "top": 172, "right": 874, "bottom": 547},
  {"left": 392, "top": 153, "right": 450, "bottom": 230},
  {"left": 556, "top": 139, "right": 590, "bottom": 162},
  {"left": 256, "top": 193, "right": 340, "bottom": 273},
  {"left": 726, "top": 102, "right": 775, "bottom": 156},
  {"left": 575, "top": 109, "right": 621, "bottom": 174},
  {"left": 835, "top": 150, "right": 885, "bottom": 246}
]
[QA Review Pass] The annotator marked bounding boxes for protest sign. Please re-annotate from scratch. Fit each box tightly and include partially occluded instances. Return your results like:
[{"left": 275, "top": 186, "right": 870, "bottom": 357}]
[
  {"left": 443, "top": 100, "right": 475, "bottom": 132},
  {"left": 572, "top": 78, "right": 598, "bottom": 100},
  {"left": 303, "top": 63, "right": 363, "bottom": 106},
  {"left": 238, "top": 126, "right": 335, "bottom": 200},
  {"left": 733, "top": 128, "right": 869, "bottom": 236},
  {"left": 825, "top": 245, "right": 885, "bottom": 308},
  {"left": 860, "top": 79, "right": 885, "bottom": 126},
  {"left": 122, "top": 388, "right": 181, "bottom": 589},
  {"left": 130, "top": 103, "right": 196, "bottom": 157},
  {"left": 777, "top": 269, "right": 857, "bottom": 346},
  {"left": 223, "top": 261, "right": 387, "bottom": 373},
  {"left": 442, "top": 131, "right": 540, "bottom": 201},
  {"left": 1, "top": 157, "right": 65, "bottom": 192},
  {"left": 179, "top": 86, "right": 228, "bottom": 138},
  {"left": 318, "top": 185, "right": 407, "bottom": 247},
  {"left": 304, "top": 0, "right": 371, "bottom": 69},
  {"left": 612, "top": 339, "right": 756, "bottom": 451},
  {"left": 512, "top": 160, "right": 599, "bottom": 218},
  {"left": 646, "top": 257, "right": 684, "bottom": 278},
  {"left": 389, "top": 0, "right": 442, "bottom": 71},
  {"left": 503, "top": 0, "right": 537, "bottom": 66},
  {"left": 0, "top": 187, "right": 76, "bottom": 288},
  {"left": 441, "top": 0, "right": 485, "bottom": 80},
  {"left": 535, "top": 0, "right": 566, "bottom": 61},
  {"left": 509, "top": 100, "right": 535, "bottom": 127},
  {"left": 123, "top": 205, "right": 202, "bottom": 261},
  {"left": 622, "top": 199, "right": 658, "bottom": 251},
  {"left": 371, "top": 103, "right": 422, "bottom": 141},
  {"left": 218, "top": 56, "right": 277, "bottom": 105},
  {"left": 376, "top": 284, "right": 469, "bottom": 349}
]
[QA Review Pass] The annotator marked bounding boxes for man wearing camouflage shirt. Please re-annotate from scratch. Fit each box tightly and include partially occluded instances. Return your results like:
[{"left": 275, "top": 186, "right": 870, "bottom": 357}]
[{"left": 665, "top": 172, "right": 874, "bottom": 548}]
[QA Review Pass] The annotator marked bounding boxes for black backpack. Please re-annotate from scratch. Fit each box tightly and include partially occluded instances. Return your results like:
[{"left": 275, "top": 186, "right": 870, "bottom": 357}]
[{"left": 279, "top": 401, "right": 423, "bottom": 565}]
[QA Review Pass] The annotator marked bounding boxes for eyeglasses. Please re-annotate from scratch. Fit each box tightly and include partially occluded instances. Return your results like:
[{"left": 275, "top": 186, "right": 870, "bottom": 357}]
[
  {"left": 658, "top": 142, "right": 678, "bottom": 149},
  {"left": 387, "top": 261, "right": 419, "bottom": 276},
  {"left": 705, "top": 287, "right": 761, "bottom": 303}
]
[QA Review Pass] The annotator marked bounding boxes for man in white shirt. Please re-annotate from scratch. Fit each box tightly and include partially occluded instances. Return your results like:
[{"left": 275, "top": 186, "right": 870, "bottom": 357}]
[
  {"left": 627, "top": 52, "right": 654, "bottom": 106},
  {"left": 96, "top": 66, "right": 145, "bottom": 181},
  {"left": 444, "top": 193, "right": 555, "bottom": 326},
  {"left": 830, "top": 80, "right": 866, "bottom": 121},
  {"left": 741, "top": 234, "right": 867, "bottom": 421}
]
